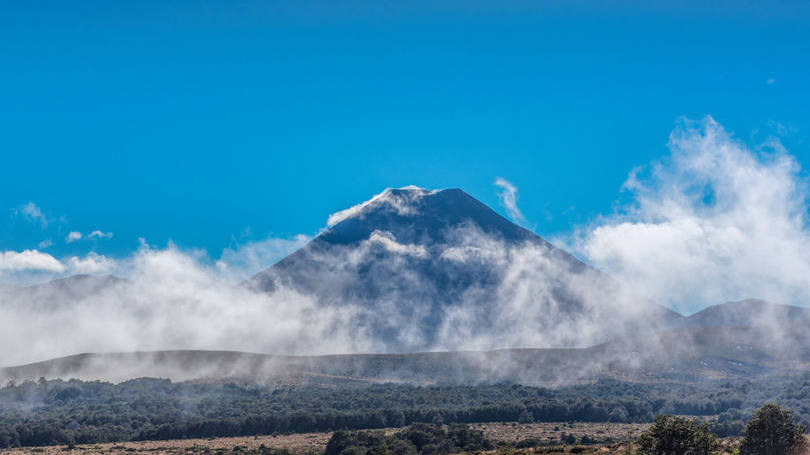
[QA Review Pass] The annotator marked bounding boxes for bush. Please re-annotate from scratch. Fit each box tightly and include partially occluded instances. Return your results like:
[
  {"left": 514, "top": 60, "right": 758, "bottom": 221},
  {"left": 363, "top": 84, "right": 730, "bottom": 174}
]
[
  {"left": 739, "top": 404, "right": 806, "bottom": 455},
  {"left": 324, "top": 424, "right": 492, "bottom": 455},
  {"left": 636, "top": 414, "right": 720, "bottom": 455}
]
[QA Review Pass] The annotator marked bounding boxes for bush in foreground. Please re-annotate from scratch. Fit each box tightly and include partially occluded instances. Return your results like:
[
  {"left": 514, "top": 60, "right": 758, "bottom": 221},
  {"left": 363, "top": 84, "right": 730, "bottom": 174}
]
[
  {"left": 636, "top": 414, "right": 720, "bottom": 455},
  {"left": 739, "top": 404, "right": 806, "bottom": 455}
]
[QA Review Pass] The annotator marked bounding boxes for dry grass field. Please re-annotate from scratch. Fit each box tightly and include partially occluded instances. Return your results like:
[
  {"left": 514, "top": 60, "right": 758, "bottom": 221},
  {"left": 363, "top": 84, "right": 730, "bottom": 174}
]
[
  {"left": 5, "top": 422, "right": 787, "bottom": 455},
  {"left": 0, "top": 423, "right": 652, "bottom": 455},
  {"left": 0, "top": 431, "right": 329, "bottom": 455}
]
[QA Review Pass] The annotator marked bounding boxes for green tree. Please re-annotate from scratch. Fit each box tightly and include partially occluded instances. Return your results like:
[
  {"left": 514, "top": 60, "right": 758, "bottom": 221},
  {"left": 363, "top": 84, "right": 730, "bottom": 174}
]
[
  {"left": 636, "top": 414, "right": 720, "bottom": 455},
  {"left": 739, "top": 404, "right": 806, "bottom": 455}
]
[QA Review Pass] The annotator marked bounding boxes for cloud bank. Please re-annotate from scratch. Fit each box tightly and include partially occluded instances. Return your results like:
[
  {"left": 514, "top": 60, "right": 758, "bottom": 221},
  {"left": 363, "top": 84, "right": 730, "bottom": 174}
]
[{"left": 0, "top": 244, "right": 366, "bottom": 367}]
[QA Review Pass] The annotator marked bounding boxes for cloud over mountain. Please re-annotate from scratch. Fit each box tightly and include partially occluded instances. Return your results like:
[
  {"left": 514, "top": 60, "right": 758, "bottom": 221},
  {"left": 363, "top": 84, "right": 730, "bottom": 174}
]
[{"left": 575, "top": 116, "right": 810, "bottom": 312}]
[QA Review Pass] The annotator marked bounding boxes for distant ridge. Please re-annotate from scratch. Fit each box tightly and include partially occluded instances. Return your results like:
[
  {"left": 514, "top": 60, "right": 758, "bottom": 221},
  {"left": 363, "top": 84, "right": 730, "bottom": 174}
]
[
  {"left": 683, "top": 298, "right": 810, "bottom": 328},
  {"left": 5, "top": 319, "right": 810, "bottom": 384}
]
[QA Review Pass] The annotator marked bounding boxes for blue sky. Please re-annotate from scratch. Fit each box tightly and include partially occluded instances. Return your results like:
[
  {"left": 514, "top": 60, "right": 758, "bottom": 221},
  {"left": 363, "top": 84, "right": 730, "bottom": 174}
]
[{"left": 2, "top": 1, "right": 809, "bottom": 267}]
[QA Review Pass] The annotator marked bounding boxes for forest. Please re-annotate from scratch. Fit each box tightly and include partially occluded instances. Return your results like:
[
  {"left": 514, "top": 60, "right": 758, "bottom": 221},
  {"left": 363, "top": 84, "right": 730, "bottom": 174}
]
[{"left": 1, "top": 374, "right": 809, "bottom": 448}]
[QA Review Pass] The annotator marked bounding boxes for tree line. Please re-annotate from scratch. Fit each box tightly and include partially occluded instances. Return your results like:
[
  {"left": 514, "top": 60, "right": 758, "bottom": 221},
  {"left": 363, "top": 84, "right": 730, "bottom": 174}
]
[{"left": 0, "top": 375, "right": 809, "bottom": 448}]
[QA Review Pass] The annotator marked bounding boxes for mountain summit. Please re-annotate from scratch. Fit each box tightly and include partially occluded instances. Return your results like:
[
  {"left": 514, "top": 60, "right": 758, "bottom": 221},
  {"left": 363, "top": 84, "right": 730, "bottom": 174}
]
[{"left": 248, "top": 187, "right": 680, "bottom": 351}]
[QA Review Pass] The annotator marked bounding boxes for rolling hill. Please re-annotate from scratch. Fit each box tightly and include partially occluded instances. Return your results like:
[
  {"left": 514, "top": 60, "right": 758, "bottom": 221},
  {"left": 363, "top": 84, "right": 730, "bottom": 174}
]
[{"left": 3, "top": 319, "right": 809, "bottom": 384}]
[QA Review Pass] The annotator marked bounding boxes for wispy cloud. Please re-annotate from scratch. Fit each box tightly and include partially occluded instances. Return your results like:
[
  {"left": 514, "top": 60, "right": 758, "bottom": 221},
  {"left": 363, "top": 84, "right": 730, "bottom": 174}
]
[
  {"left": 216, "top": 234, "right": 310, "bottom": 280},
  {"left": 368, "top": 230, "right": 427, "bottom": 258},
  {"left": 14, "top": 202, "right": 51, "bottom": 228},
  {"left": 65, "top": 231, "right": 83, "bottom": 243},
  {"left": 494, "top": 177, "right": 526, "bottom": 225}
]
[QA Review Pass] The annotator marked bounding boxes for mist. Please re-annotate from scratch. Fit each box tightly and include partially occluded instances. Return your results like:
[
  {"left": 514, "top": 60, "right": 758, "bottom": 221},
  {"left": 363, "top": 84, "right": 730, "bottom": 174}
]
[{"left": 573, "top": 116, "right": 810, "bottom": 313}]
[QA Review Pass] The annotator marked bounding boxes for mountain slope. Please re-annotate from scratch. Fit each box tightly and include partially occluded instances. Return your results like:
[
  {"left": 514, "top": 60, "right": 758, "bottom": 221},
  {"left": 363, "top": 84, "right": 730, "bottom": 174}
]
[{"left": 248, "top": 187, "right": 682, "bottom": 351}]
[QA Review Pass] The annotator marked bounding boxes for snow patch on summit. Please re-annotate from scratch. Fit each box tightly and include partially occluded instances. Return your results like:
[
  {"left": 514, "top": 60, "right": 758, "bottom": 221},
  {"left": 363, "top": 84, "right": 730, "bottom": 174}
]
[{"left": 326, "top": 186, "right": 433, "bottom": 227}]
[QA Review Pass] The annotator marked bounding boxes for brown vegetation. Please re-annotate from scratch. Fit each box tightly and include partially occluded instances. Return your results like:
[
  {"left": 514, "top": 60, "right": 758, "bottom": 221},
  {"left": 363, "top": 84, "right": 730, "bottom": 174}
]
[{"left": 0, "top": 423, "right": 647, "bottom": 455}]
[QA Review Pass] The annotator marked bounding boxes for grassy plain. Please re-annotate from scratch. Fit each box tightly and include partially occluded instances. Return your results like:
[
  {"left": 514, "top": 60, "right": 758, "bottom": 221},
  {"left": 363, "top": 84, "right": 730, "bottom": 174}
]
[{"left": 8, "top": 421, "right": 796, "bottom": 455}]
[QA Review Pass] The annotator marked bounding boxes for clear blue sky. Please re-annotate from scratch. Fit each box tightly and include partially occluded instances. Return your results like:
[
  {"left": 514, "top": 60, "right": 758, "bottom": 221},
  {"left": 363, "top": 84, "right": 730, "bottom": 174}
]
[{"left": 2, "top": 1, "right": 809, "bottom": 260}]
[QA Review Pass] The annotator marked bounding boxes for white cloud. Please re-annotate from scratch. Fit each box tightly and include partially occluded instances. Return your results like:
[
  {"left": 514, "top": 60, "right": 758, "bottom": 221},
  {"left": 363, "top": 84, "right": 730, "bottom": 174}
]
[
  {"left": 88, "top": 230, "right": 114, "bottom": 239},
  {"left": 38, "top": 239, "right": 53, "bottom": 249},
  {"left": 0, "top": 249, "right": 116, "bottom": 283},
  {"left": 575, "top": 116, "right": 810, "bottom": 311},
  {"left": 65, "top": 252, "right": 117, "bottom": 274},
  {"left": 0, "top": 249, "right": 65, "bottom": 273},
  {"left": 66, "top": 231, "right": 83, "bottom": 243},
  {"left": 494, "top": 177, "right": 526, "bottom": 225}
]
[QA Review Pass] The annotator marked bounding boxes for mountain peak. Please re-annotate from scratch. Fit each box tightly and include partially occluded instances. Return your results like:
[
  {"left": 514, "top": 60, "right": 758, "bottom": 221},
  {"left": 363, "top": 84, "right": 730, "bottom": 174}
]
[
  {"left": 247, "top": 186, "right": 678, "bottom": 352},
  {"left": 320, "top": 187, "right": 538, "bottom": 247},
  {"left": 326, "top": 186, "right": 435, "bottom": 227}
]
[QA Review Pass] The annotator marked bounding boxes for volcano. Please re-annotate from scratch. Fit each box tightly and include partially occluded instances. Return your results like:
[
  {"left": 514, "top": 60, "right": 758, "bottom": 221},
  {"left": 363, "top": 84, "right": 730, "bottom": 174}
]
[{"left": 247, "top": 186, "right": 682, "bottom": 351}]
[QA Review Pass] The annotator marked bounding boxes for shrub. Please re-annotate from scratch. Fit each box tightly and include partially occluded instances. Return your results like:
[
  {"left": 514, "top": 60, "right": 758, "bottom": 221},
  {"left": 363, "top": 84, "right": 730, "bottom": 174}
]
[
  {"left": 739, "top": 404, "right": 806, "bottom": 455},
  {"left": 324, "top": 424, "right": 492, "bottom": 455},
  {"left": 636, "top": 414, "right": 720, "bottom": 455}
]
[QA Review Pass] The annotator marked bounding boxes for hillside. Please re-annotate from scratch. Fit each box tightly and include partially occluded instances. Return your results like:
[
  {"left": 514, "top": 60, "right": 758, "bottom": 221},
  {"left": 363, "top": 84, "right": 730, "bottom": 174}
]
[
  {"left": 683, "top": 299, "right": 810, "bottom": 329},
  {"left": 4, "top": 318, "right": 810, "bottom": 384}
]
